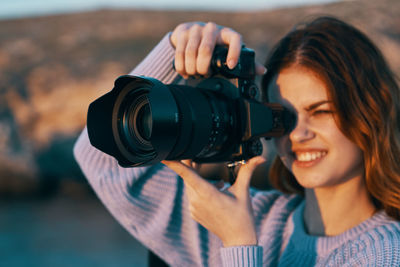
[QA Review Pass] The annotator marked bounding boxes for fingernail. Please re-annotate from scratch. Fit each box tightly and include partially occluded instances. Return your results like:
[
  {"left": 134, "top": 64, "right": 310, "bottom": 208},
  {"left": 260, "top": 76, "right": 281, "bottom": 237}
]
[{"left": 227, "top": 59, "right": 236, "bottom": 69}]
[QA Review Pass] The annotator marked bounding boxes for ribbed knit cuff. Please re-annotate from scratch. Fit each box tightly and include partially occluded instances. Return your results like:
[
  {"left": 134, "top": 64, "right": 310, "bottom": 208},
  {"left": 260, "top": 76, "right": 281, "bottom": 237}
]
[{"left": 220, "top": 246, "right": 263, "bottom": 267}]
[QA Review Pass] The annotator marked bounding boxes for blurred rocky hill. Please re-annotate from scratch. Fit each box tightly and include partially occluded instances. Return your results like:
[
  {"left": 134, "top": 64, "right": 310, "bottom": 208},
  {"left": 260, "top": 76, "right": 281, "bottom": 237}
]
[{"left": 0, "top": 0, "right": 399, "bottom": 197}]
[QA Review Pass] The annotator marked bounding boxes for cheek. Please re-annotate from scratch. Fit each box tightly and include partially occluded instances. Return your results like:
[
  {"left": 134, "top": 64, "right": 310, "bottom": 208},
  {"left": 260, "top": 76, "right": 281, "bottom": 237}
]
[{"left": 331, "top": 133, "right": 364, "bottom": 168}]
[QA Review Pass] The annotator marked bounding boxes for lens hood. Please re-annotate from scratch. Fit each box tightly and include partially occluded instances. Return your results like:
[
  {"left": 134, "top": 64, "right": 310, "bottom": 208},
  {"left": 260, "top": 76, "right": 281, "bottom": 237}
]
[{"left": 87, "top": 75, "right": 179, "bottom": 166}]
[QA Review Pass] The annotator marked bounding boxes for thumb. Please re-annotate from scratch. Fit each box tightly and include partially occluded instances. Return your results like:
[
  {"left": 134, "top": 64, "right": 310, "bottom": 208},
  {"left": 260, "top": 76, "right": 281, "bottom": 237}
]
[{"left": 231, "top": 156, "right": 266, "bottom": 198}]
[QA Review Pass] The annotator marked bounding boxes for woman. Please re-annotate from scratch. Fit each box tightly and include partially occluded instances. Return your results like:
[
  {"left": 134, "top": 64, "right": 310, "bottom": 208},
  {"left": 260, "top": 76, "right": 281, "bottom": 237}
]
[{"left": 74, "top": 17, "right": 400, "bottom": 266}]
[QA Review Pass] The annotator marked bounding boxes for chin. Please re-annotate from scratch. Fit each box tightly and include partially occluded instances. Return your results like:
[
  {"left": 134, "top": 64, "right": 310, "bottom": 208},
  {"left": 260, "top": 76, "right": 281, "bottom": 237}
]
[
  {"left": 295, "top": 180, "right": 319, "bottom": 189},
  {"left": 293, "top": 173, "right": 329, "bottom": 189}
]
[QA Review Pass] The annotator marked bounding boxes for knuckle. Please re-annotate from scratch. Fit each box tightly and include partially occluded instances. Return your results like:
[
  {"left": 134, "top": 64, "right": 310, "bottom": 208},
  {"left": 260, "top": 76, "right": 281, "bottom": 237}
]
[
  {"left": 222, "top": 27, "right": 242, "bottom": 40},
  {"left": 180, "top": 22, "right": 192, "bottom": 30},
  {"left": 189, "top": 24, "right": 202, "bottom": 35},
  {"left": 177, "top": 23, "right": 186, "bottom": 29},
  {"left": 173, "top": 24, "right": 183, "bottom": 33},
  {"left": 204, "top": 21, "right": 217, "bottom": 31},
  {"left": 174, "top": 24, "right": 188, "bottom": 36},
  {"left": 220, "top": 27, "right": 232, "bottom": 34},
  {"left": 232, "top": 33, "right": 243, "bottom": 43}
]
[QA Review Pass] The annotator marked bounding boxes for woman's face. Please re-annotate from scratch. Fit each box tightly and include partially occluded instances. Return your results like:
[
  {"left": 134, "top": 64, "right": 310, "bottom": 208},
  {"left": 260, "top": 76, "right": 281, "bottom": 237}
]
[{"left": 268, "top": 66, "right": 364, "bottom": 189}]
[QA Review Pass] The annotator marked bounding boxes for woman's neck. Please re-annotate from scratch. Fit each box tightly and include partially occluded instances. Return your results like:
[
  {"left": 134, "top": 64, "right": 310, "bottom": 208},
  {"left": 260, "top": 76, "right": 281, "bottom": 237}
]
[{"left": 304, "top": 177, "right": 377, "bottom": 236}]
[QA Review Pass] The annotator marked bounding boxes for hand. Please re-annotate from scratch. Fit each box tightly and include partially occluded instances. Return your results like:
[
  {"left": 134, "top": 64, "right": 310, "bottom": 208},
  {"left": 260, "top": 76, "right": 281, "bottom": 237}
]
[
  {"left": 162, "top": 156, "right": 266, "bottom": 247},
  {"left": 170, "top": 22, "right": 266, "bottom": 79}
]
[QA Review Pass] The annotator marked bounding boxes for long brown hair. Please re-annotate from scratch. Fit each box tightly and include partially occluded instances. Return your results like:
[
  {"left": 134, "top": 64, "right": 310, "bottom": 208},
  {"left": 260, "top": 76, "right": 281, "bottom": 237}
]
[{"left": 262, "top": 16, "right": 400, "bottom": 220}]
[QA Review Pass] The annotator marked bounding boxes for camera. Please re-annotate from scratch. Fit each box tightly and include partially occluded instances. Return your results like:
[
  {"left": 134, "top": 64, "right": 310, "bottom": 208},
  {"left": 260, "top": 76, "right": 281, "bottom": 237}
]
[{"left": 87, "top": 46, "right": 294, "bottom": 167}]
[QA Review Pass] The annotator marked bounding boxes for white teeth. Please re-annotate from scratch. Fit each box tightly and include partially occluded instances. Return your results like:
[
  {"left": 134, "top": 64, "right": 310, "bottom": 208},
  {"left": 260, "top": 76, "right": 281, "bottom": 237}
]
[{"left": 296, "top": 151, "right": 326, "bottom": 162}]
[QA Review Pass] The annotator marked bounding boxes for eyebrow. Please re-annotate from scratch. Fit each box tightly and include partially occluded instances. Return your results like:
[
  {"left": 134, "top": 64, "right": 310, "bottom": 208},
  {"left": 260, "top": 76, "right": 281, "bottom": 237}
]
[{"left": 304, "top": 100, "right": 332, "bottom": 111}]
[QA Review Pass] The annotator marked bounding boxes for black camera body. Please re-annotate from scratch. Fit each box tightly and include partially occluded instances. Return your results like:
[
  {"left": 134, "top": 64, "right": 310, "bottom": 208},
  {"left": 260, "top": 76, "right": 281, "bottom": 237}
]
[{"left": 87, "top": 46, "right": 294, "bottom": 167}]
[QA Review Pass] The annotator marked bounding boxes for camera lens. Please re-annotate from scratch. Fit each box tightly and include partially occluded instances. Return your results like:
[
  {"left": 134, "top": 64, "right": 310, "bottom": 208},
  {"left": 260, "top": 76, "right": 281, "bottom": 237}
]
[
  {"left": 120, "top": 90, "right": 154, "bottom": 154},
  {"left": 137, "top": 102, "right": 152, "bottom": 140},
  {"left": 130, "top": 95, "right": 152, "bottom": 142}
]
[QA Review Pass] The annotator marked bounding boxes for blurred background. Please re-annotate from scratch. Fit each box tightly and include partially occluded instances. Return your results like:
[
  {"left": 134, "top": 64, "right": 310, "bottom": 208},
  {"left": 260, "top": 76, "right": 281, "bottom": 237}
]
[{"left": 0, "top": 0, "right": 399, "bottom": 266}]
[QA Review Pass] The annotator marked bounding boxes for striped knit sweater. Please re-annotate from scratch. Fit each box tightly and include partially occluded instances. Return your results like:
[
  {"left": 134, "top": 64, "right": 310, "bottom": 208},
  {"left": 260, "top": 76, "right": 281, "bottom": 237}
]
[{"left": 74, "top": 33, "right": 400, "bottom": 266}]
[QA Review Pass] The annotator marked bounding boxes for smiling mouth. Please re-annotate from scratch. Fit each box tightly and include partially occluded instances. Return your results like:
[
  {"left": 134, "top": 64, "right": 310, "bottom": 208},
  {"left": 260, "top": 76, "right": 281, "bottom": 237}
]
[{"left": 294, "top": 151, "right": 327, "bottom": 163}]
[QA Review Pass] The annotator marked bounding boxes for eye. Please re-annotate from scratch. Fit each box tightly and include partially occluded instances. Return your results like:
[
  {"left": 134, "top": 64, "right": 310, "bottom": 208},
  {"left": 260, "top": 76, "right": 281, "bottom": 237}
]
[{"left": 312, "top": 109, "right": 335, "bottom": 116}]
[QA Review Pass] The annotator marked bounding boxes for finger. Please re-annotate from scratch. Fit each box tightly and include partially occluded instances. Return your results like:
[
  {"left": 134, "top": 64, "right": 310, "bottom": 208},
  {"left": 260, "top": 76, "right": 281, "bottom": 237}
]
[
  {"left": 217, "top": 27, "right": 243, "bottom": 69},
  {"left": 170, "top": 23, "right": 191, "bottom": 48},
  {"left": 256, "top": 62, "right": 267, "bottom": 76},
  {"left": 185, "top": 24, "right": 203, "bottom": 76},
  {"left": 162, "top": 160, "right": 217, "bottom": 194},
  {"left": 174, "top": 29, "right": 189, "bottom": 78},
  {"left": 232, "top": 156, "right": 266, "bottom": 198},
  {"left": 196, "top": 22, "right": 219, "bottom": 75}
]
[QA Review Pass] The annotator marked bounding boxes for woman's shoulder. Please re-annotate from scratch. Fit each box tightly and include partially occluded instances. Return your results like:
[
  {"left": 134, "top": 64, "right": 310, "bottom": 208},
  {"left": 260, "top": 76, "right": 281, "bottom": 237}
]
[
  {"left": 358, "top": 212, "right": 400, "bottom": 253},
  {"left": 348, "top": 218, "right": 400, "bottom": 266},
  {"left": 324, "top": 211, "right": 400, "bottom": 266},
  {"left": 356, "top": 211, "right": 400, "bottom": 245}
]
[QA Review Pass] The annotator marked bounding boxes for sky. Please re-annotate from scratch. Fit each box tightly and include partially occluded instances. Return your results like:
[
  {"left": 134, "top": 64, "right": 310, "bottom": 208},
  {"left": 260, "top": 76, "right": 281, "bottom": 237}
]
[{"left": 0, "top": 0, "right": 342, "bottom": 19}]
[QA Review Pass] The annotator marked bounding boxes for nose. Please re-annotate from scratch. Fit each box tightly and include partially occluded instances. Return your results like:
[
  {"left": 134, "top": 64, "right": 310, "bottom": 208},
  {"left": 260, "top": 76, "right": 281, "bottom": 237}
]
[{"left": 289, "top": 115, "right": 314, "bottom": 143}]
